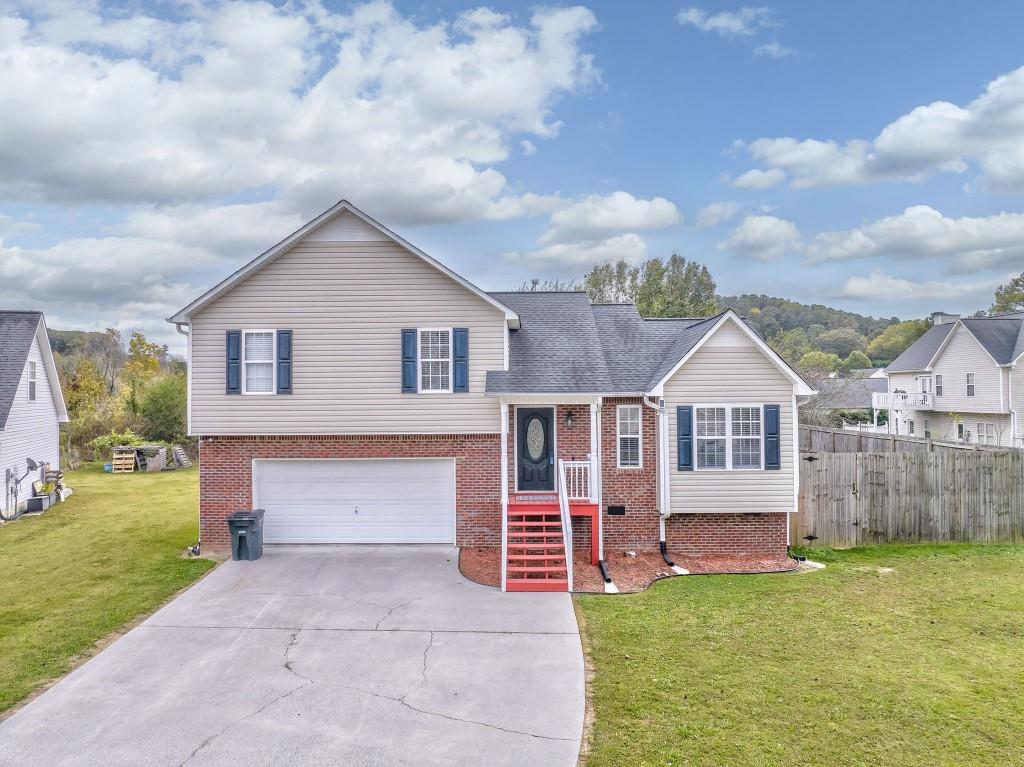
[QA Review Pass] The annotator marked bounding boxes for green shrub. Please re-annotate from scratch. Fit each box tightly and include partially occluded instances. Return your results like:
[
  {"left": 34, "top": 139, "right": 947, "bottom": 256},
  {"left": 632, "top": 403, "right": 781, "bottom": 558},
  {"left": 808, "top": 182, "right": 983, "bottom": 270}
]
[
  {"left": 89, "top": 429, "right": 143, "bottom": 457},
  {"left": 140, "top": 374, "right": 186, "bottom": 443}
]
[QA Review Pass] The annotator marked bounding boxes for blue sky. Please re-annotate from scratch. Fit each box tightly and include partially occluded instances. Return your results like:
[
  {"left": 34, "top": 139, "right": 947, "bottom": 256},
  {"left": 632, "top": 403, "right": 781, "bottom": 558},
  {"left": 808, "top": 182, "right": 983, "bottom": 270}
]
[{"left": 2, "top": 1, "right": 1024, "bottom": 349}]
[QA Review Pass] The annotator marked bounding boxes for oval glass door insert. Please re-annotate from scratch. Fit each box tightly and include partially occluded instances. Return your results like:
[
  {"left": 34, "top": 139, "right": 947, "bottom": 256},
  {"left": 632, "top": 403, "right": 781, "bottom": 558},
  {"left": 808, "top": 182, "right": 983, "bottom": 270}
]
[{"left": 526, "top": 417, "right": 545, "bottom": 461}]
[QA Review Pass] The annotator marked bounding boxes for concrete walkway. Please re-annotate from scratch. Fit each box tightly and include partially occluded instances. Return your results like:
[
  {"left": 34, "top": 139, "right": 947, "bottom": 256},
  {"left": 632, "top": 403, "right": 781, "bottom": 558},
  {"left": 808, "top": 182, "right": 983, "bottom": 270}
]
[{"left": 0, "top": 546, "right": 584, "bottom": 766}]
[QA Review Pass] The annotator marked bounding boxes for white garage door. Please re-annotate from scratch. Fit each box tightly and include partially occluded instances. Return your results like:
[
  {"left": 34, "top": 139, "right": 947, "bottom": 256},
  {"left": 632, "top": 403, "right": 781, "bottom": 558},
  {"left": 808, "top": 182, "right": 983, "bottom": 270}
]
[{"left": 253, "top": 459, "right": 456, "bottom": 544}]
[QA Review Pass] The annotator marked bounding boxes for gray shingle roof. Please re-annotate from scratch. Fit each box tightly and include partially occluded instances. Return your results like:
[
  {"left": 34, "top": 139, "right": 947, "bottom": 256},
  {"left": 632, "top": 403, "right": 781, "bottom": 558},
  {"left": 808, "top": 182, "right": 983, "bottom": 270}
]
[
  {"left": 806, "top": 376, "right": 887, "bottom": 409},
  {"left": 885, "top": 323, "right": 954, "bottom": 372},
  {"left": 886, "top": 315, "right": 1024, "bottom": 372},
  {"left": 960, "top": 317, "right": 1023, "bottom": 364},
  {"left": 0, "top": 311, "right": 42, "bottom": 429},
  {"left": 484, "top": 292, "right": 722, "bottom": 394}
]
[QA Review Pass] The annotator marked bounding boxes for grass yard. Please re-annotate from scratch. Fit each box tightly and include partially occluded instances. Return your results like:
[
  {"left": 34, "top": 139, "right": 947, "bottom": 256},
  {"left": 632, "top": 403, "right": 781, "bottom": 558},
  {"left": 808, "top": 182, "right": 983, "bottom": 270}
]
[
  {"left": 0, "top": 463, "right": 212, "bottom": 714},
  {"left": 577, "top": 544, "right": 1024, "bottom": 767}
]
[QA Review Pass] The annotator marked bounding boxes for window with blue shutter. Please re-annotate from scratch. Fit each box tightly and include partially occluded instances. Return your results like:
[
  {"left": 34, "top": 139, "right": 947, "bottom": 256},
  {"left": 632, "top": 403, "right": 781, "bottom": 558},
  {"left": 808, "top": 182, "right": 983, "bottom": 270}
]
[
  {"left": 401, "top": 329, "right": 417, "bottom": 392},
  {"left": 276, "top": 330, "right": 292, "bottom": 394},
  {"left": 676, "top": 406, "right": 693, "bottom": 471},
  {"left": 225, "top": 330, "right": 241, "bottom": 394},
  {"left": 764, "top": 404, "right": 781, "bottom": 470},
  {"left": 453, "top": 328, "right": 469, "bottom": 392}
]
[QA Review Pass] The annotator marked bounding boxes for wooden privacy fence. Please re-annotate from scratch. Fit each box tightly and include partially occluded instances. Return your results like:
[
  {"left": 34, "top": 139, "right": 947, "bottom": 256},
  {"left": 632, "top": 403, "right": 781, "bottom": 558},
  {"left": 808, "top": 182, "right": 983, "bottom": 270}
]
[
  {"left": 792, "top": 451, "right": 1024, "bottom": 548},
  {"left": 799, "top": 424, "right": 1017, "bottom": 455}
]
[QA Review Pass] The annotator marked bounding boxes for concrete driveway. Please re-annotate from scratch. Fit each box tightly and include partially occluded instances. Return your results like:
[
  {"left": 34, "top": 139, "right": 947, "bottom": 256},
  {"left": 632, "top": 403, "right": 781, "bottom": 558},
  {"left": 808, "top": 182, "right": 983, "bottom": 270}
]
[{"left": 0, "top": 546, "right": 584, "bottom": 766}]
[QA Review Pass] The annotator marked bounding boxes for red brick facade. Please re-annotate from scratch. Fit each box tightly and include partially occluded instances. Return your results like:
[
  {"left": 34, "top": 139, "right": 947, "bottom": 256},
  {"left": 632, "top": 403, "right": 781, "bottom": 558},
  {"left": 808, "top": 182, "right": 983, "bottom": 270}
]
[
  {"left": 199, "top": 401, "right": 788, "bottom": 558},
  {"left": 199, "top": 434, "right": 500, "bottom": 553}
]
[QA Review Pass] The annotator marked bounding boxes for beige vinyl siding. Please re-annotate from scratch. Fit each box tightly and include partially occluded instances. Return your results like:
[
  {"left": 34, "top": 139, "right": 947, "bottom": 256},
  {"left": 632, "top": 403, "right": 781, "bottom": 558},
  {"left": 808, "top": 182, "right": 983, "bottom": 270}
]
[
  {"left": 931, "top": 325, "right": 1004, "bottom": 412},
  {"left": 0, "top": 337, "right": 60, "bottom": 512},
  {"left": 665, "top": 319, "right": 795, "bottom": 515},
  {"left": 886, "top": 371, "right": 919, "bottom": 394},
  {"left": 189, "top": 214, "right": 507, "bottom": 435},
  {"left": 912, "top": 411, "right": 1013, "bottom": 445}
]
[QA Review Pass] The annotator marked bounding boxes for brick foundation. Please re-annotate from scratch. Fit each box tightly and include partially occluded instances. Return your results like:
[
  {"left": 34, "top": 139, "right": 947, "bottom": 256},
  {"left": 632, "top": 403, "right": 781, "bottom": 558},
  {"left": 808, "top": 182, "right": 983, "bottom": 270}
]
[{"left": 199, "top": 434, "right": 501, "bottom": 553}]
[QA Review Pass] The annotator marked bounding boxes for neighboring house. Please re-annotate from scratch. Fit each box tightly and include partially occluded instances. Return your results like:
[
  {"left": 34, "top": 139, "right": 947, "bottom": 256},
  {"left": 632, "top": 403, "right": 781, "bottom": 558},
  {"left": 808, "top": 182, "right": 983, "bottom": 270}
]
[
  {"left": 877, "top": 311, "right": 1024, "bottom": 447},
  {"left": 804, "top": 374, "right": 888, "bottom": 412},
  {"left": 168, "top": 201, "right": 815, "bottom": 591},
  {"left": 0, "top": 311, "right": 69, "bottom": 516}
]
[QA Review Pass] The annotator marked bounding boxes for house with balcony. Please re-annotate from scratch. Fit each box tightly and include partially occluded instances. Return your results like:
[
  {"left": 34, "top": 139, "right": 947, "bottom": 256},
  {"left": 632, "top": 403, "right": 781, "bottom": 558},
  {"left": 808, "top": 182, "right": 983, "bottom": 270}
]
[{"left": 876, "top": 311, "right": 1024, "bottom": 447}]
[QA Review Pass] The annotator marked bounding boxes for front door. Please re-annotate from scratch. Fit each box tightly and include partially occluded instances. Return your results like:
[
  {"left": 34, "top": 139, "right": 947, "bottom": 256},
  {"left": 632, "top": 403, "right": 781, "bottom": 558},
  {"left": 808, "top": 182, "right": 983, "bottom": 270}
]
[{"left": 517, "top": 407, "right": 554, "bottom": 491}]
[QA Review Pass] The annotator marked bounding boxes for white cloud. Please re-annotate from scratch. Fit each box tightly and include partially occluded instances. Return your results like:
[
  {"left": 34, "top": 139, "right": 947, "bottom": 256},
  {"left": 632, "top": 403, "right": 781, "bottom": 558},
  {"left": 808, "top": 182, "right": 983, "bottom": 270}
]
[
  {"left": 732, "top": 167, "right": 786, "bottom": 189},
  {"left": 719, "top": 214, "right": 800, "bottom": 261},
  {"left": 540, "top": 191, "right": 680, "bottom": 245},
  {"left": 695, "top": 201, "right": 740, "bottom": 229},
  {"left": 805, "top": 205, "right": 1024, "bottom": 271},
  {"left": 504, "top": 233, "right": 648, "bottom": 267},
  {"left": 736, "top": 65, "right": 1024, "bottom": 191},
  {"left": 838, "top": 270, "right": 1007, "bottom": 301},
  {"left": 520, "top": 139, "right": 538, "bottom": 156},
  {"left": 753, "top": 41, "right": 795, "bottom": 58},
  {"left": 0, "top": 213, "right": 40, "bottom": 234},
  {"left": 676, "top": 6, "right": 774, "bottom": 37},
  {"left": 0, "top": 1, "right": 599, "bottom": 223}
]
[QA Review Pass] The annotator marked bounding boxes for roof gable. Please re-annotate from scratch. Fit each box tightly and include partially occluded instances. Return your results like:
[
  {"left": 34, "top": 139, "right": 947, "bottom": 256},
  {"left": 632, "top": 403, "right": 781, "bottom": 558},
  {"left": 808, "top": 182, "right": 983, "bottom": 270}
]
[
  {"left": 0, "top": 311, "right": 68, "bottom": 428},
  {"left": 648, "top": 311, "right": 815, "bottom": 396},
  {"left": 168, "top": 200, "right": 518, "bottom": 327}
]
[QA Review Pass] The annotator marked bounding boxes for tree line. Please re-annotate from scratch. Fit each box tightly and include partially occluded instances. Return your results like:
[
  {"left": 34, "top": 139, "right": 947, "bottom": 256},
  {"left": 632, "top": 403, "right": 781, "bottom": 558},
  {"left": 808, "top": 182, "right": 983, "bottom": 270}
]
[
  {"left": 50, "top": 328, "right": 187, "bottom": 461},
  {"left": 520, "top": 258, "right": 1024, "bottom": 380}
]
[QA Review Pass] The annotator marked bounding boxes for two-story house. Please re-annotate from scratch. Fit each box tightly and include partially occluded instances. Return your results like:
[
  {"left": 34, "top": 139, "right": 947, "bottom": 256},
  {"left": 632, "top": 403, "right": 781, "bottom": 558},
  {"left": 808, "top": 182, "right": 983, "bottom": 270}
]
[
  {"left": 877, "top": 311, "right": 1024, "bottom": 447},
  {"left": 169, "top": 201, "right": 815, "bottom": 591}
]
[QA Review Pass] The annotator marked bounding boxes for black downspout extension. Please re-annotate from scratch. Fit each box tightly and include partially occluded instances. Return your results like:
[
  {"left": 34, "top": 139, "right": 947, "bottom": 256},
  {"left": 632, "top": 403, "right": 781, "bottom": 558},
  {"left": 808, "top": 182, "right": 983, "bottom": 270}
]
[
  {"left": 787, "top": 546, "right": 806, "bottom": 564},
  {"left": 598, "top": 560, "right": 612, "bottom": 583},
  {"left": 659, "top": 540, "right": 676, "bottom": 568}
]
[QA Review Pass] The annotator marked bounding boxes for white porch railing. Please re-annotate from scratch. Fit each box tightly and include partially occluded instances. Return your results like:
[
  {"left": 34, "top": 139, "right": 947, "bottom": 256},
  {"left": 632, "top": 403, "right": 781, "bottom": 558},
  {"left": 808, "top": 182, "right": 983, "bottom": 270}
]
[
  {"left": 556, "top": 459, "right": 574, "bottom": 591},
  {"left": 562, "top": 458, "right": 593, "bottom": 501},
  {"left": 872, "top": 391, "right": 933, "bottom": 410},
  {"left": 842, "top": 420, "right": 890, "bottom": 434}
]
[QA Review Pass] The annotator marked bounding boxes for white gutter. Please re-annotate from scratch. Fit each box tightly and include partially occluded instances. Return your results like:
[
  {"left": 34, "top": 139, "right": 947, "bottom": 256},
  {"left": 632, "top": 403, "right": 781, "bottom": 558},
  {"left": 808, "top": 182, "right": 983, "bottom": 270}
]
[
  {"left": 645, "top": 395, "right": 686, "bottom": 575},
  {"left": 174, "top": 322, "right": 192, "bottom": 436},
  {"left": 499, "top": 402, "right": 509, "bottom": 592},
  {"left": 591, "top": 399, "right": 604, "bottom": 561},
  {"left": 1010, "top": 364, "right": 1019, "bottom": 448}
]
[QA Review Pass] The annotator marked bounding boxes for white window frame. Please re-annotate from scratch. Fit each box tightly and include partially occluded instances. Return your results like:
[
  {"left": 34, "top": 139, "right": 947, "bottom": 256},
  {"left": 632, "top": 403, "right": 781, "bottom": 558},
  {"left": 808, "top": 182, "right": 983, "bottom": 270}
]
[
  {"left": 241, "top": 329, "right": 276, "bottom": 396},
  {"left": 957, "top": 422, "right": 965, "bottom": 441},
  {"left": 693, "top": 404, "right": 766, "bottom": 472},
  {"left": 908, "top": 419, "right": 915, "bottom": 436},
  {"left": 966, "top": 372, "right": 975, "bottom": 397},
  {"left": 28, "top": 360, "right": 37, "bottom": 401},
  {"left": 977, "top": 422, "right": 995, "bottom": 445},
  {"left": 417, "top": 327, "right": 453, "bottom": 394},
  {"left": 924, "top": 419, "right": 931, "bottom": 439},
  {"left": 917, "top": 375, "right": 932, "bottom": 394},
  {"left": 616, "top": 404, "right": 643, "bottom": 469},
  {"left": 934, "top": 374, "right": 943, "bottom": 396}
]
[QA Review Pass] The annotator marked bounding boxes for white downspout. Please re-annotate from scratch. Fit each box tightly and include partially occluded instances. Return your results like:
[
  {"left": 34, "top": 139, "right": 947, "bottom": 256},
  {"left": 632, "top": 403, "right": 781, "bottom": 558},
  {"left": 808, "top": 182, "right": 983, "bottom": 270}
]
[
  {"left": 645, "top": 396, "right": 686, "bottom": 574},
  {"left": 500, "top": 402, "right": 509, "bottom": 592},
  {"left": 1009, "top": 364, "right": 1019, "bottom": 448},
  {"left": 591, "top": 399, "right": 604, "bottom": 561}
]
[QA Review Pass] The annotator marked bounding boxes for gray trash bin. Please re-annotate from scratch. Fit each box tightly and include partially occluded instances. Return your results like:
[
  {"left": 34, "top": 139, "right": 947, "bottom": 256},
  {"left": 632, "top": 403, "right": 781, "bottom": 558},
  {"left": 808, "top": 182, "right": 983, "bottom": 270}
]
[{"left": 228, "top": 508, "right": 265, "bottom": 561}]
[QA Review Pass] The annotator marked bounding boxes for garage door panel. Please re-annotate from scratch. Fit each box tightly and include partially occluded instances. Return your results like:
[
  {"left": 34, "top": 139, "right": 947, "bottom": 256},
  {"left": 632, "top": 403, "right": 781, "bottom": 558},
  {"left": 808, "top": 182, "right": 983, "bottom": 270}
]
[{"left": 254, "top": 459, "right": 455, "bottom": 544}]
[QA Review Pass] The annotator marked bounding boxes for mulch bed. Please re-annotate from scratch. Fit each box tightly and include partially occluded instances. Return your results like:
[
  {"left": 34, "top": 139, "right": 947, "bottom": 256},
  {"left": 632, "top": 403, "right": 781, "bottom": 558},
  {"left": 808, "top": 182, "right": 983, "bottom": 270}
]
[{"left": 458, "top": 547, "right": 798, "bottom": 594}]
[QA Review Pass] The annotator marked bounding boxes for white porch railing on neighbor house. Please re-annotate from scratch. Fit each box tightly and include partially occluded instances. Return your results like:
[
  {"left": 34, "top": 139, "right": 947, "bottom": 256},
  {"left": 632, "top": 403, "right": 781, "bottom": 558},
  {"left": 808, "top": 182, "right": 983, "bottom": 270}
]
[
  {"left": 556, "top": 459, "right": 574, "bottom": 590},
  {"left": 562, "top": 458, "right": 593, "bottom": 501},
  {"left": 841, "top": 420, "right": 890, "bottom": 435},
  {"left": 872, "top": 392, "right": 933, "bottom": 410}
]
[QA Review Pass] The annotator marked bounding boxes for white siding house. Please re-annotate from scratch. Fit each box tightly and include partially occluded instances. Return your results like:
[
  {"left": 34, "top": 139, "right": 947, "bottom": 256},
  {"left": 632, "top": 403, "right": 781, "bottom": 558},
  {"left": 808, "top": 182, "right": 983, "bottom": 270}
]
[
  {"left": 880, "top": 312, "right": 1024, "bottom": 447},
  {"left": 0, "top": 312, "right": 68, "bottom": 516}
]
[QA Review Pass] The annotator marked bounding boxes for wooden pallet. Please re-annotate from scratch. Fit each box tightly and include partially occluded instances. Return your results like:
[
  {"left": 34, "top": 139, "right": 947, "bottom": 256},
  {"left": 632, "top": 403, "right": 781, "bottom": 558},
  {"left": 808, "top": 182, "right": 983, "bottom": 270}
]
[
  {"left": 171, "top": 446, "right": 193, "bottom": 468},
  {"left": 112, "top": 449, "right": 136, "bottom": 473}
]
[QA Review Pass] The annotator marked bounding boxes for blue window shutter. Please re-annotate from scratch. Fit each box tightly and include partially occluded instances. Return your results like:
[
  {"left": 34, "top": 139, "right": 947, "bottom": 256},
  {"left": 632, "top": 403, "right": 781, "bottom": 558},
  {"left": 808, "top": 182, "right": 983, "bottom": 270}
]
[
  {"left": 276, "top": 330, "right": 292, "bottom": 394},
  {"left": 676, "top": 406, "right": 693, "bottom": 471},
  {"left": 764, "top": 404, "right": 781, "bottom": 470},
  {"left": 401, "top": 329, "right": 417, "bottom": 393},
  {"left": 226, "top": 330, "right": 241, "bottom": 394},
  {"left": 453, "top": 328, "right": 469, "bottom": 392}
]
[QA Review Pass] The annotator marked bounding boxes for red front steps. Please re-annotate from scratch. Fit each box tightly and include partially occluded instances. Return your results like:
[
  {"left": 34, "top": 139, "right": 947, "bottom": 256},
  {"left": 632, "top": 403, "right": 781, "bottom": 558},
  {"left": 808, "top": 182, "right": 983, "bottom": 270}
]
[{"left": 504, "top": 501, "right": 569, "bottom": 592}]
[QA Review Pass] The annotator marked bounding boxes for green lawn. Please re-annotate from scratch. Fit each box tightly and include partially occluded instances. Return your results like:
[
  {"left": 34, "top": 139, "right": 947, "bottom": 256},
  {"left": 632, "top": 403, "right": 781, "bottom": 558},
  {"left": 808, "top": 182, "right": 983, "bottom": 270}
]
[
  {"left": 0, "top": 463, "right": 213, "bottom": 714},
  {"left": 577, "top": 544, "right": 1024, "bottom": 767}
]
